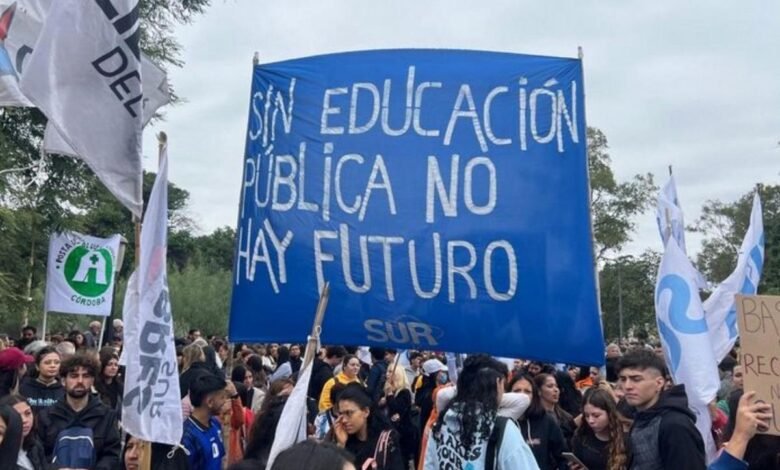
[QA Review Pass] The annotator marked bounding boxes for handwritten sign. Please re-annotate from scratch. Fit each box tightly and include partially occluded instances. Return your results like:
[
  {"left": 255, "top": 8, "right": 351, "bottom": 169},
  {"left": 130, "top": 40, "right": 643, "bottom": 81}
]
[
  {"left": 736, "top": 294, "right": 780, "bottom": 436},
  {"left": 229, "top": 49, "right": 604, "bottom": 364}
]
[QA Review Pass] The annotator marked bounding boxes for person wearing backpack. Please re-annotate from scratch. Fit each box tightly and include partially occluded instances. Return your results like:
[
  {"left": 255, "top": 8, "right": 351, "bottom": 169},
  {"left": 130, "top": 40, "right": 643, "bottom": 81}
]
[
  {"left": 36, "top": 353, "right": 121, "bottom": 470},
  {"left": 424, "top": 355, "right": 539, "bottom": 470}
]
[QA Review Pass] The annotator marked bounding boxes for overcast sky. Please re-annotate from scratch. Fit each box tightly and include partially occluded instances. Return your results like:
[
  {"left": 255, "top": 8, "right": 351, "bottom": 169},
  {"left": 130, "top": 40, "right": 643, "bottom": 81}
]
[{"left": 141, "top": 0, "right": 780, "bottom": 259}]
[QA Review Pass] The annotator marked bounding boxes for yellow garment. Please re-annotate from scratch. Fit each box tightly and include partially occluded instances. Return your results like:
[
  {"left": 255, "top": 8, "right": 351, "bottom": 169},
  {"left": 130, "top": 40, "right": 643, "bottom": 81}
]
[{"left": 318, "top": 371, "right": 360, "bottom": 412}]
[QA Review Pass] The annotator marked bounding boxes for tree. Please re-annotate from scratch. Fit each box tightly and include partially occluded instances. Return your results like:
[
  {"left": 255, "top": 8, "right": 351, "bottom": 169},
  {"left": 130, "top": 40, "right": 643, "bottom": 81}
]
[
  {"left": 599, "top": 251, "right": 660, "bottom": 341},
  {"left": 693, "top": 184, "right": 780, "bottom": 294},
  {"left": 588, "top": 127, "right": 657, "bottom": 261}
]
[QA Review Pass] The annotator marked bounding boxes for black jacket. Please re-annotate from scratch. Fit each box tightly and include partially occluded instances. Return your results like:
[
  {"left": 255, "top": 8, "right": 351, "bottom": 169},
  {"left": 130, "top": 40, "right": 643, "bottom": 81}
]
[
  {"left": 179, "top": 362, "right": 212, "bottom": 398},
  {"left": 628, "top": 384, "right": 705, "bottom": 470},
  {"left": 18, "top": 377, "right": 65, "bottom": 415},
  {"left": 37, "top": 395, "right": 121, "bottom": 470},
  {"left": 519, "top": 412, "right": 568, "bottom": 470},
  {"left": 308, "top": 358, "right": 334, "bottom": 401}
]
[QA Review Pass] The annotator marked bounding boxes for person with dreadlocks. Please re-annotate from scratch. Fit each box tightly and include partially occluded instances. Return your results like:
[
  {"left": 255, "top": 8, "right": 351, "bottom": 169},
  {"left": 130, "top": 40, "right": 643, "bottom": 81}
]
[
  {"left": 570, "top": 388, "right": 628, "bottom": 470},
  {"left": 424, "top": 355, "right": 538, "bottom": 469}
]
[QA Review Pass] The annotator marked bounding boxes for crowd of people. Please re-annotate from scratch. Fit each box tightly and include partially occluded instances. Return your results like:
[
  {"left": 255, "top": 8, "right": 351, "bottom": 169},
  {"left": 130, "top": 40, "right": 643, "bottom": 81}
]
[{"left": 0, "top": 324, "right": 777, "bottom": 469}]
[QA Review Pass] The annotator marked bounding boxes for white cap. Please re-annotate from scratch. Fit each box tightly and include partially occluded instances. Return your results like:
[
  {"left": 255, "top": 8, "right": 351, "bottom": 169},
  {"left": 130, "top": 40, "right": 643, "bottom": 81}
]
[{"left": 422, "top": 358, "right": 447, "bottom": 376}]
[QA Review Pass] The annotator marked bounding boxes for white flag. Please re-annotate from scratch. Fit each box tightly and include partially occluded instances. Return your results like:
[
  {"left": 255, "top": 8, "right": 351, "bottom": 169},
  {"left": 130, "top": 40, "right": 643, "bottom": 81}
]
[
  {"left": 703, "top": 193, "right": 764, "bottom": 361},
  {"left": 0, "top": 0, "right": 48, "bottom": 106},
  {"left": 20, "top": 0, "right": 143, "bottom": 217},
  {"left": 121, "top": 143, "right": 182, "bottom": 445},
  {"left": 656, "top": 174, "right": 687, "bottom": 253},
  {"left": 43, "top": 56, "right": 171, "bottom": 157},
  {"left": 655, "top": 238, "right": 719, "bottom": 461},
  {"left": 265, "top": 346, "right": 316, "bottom": 469},
  {"left": 44, "top": 231, "right": 121, "bottom": 317}
]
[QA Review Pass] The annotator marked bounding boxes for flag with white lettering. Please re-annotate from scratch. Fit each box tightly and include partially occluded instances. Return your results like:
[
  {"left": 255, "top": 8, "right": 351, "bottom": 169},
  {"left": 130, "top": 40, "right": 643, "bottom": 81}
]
[
  {"left": 44, "top": 231, "right": 121, "bottom": 316},
  {"left": 655, "top": 238, "right": 719, "bottom": 461},
  {"left": 703, "top": 193, "right": 764, "bottom": 361},
  {"left": 20, "top": 0, "right": 143, "bottom": 217},
  {"left": 122, "top": 142, "right": 182, "bottom": 445}
]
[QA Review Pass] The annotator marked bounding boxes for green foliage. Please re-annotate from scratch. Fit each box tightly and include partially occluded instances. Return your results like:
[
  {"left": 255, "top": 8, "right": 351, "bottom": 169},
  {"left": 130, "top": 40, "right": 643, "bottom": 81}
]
[
  {"left": 693, "top": 184, "right": 780, "bottom": 294},
  {"left": 598, "top": 251, "right": 660, "bottom": 341},
  {"left": 588, "top": 128, "right": 658, "bottom": 261}
]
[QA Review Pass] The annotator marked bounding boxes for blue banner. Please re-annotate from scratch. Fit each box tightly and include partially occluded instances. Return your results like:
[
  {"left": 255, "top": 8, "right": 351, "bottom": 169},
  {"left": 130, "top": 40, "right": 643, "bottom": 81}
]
[{"left": 230, "top": 49, "right": 604, "bottom": 365}]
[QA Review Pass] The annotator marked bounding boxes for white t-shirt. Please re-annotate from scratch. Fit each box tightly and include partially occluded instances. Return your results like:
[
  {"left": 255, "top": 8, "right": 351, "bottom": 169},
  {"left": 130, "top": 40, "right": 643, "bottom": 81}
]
[{"left": 17, "top": 449, "right": 34, "bottom": 470}]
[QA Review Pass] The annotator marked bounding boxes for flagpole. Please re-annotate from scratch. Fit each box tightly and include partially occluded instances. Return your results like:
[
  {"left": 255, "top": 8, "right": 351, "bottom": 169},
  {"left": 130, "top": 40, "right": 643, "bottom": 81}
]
[{"left": 303, "top": 283, "right": 330, "bottom": 369}]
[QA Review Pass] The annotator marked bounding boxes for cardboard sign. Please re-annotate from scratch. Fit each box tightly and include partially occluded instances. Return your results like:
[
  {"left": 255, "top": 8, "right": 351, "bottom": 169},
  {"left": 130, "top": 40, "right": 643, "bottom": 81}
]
[{"left": 736, "top": 294, "right": 780, "bottom": 436}]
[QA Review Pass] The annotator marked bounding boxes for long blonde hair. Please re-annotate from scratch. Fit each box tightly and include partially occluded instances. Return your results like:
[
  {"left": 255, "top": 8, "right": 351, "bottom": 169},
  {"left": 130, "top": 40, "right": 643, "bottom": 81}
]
[
  {"left": 181, "top": 343, "right": 205, "bottom": 372},
  {"left": 384, "top": 364, "right": 409, "bottom": 396}
]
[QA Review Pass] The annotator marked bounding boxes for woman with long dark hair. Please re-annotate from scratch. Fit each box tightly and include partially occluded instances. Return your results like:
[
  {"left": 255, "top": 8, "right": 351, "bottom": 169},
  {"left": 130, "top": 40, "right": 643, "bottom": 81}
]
[
  {"left": 510, "top": 374, "right": 568, "bottom": 470},
  {"left": 333, "top": 383, "right": 404, "bottom": 470},
  {"left": 425, "top": 355, "right": 537, "bottom": 469},
  {"left": 95, "top": 351, "right": 123, "bottom": 411},
  {"left": 0, "top": 394, "right": 46, "bottom": 469},
  {"left": 0, "top": 404, "right": 22, "bottom": 470},
  {"left": 571, "top": 388, "right": 627, "bottom": 470},
  {"left": 535, "top": 373, "right": 576, "bottom": 443},
  {"left": 242, "top": 395, "right": 289, "bottom": 467}
]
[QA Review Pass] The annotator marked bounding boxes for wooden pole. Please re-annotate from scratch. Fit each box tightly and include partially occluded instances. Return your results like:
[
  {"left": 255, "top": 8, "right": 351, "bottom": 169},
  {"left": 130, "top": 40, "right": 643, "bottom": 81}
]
[{"left": 303, "top": 283, "right": 330, "bottom": 370}]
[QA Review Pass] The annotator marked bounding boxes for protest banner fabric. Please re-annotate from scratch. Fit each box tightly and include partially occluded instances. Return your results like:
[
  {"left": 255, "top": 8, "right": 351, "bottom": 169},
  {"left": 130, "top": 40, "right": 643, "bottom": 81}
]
[
  {"left": 703, "top": 194, "right": 764, "bottom": 361},
  {"left": 655, "top": 238, "right": 719, "bottom": 460},
  {"left": 656, "top": 174, "right": 687, "bottom": 253},
  {"left": 44, "top": 232, "right": 121, "bottom": 317},
  {"left": 122, "top": 143, "right": 182, "bottom": 445},
  {"left": 229, "top": 49, "right": 603, "bottom": 364},
  {"left": 736, "top": 294, "right": 780, "bottom": 436},
  {"left": 20, "top": 0, "right": 143, "bottom": 217}
]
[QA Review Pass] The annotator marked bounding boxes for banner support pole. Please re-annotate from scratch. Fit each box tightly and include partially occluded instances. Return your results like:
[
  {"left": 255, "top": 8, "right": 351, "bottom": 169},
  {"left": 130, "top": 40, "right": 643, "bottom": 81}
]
[{"left": 303, "top": 282, "right": 330, "bottom": 370}]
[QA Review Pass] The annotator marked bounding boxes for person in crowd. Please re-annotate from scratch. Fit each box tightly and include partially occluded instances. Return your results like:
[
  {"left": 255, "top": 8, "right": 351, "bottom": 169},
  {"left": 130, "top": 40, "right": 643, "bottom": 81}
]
[
  {"left": 510, "top": 374, "right": 568, "bottom": 470},
  {"left": 0, "top": 347, "right": 34, "bottom": 397},
  {"left": 219, "top": 380, "right": 245, "bottom": 466},
  {"left": 0, "top": 394, "right": 46, "bottom": 469},
  {"left": 182, "top": 374, "right": 231, "bottom": 470},
  {"left": 67, "top": 330, "right": 86, "bottom": 351},
  {"left": 84, "top": 321, "right": 102, "bottom": 349},
  {"left": 425, "top": 355, "right": 538, "bottom": 469},
  {"left": 617, "top": 349, "right": 705, "bottom": 469},
  {"left": 527, "top": 361, "right": 544, "bottom": 377},
  {"left": 19, "top": 346, "right": 63, "bottom": 415},
  {"left": 179, "top": 343, "right": 209, "bottom": 399},
  {"left": 187, "top": 329, "right": 202, "bottom": 344},
  {"left": 319, "top": 355, "right": 362, "bottom": 412},
  {"left": 332, "top": 383, "right": 405, "bottom": 470},
  {"left": 567, "top": 366, "right": 581, "bottom": 384},
  {"left": 717, "top": 365, "right": 744, "bottom": 415},
  {"left": 95, "top": 350, "right": 123, "bottom": 411},
  {"left": 214, "top": 339, "right": 231, "bottom": 376},
  {"left": 16, "top": 327, "right": 37, "bottom": 352},
  {"left": 314, "top": 382, "right": 347, "bottom": 440},
  {"left": 366, "top": 347, "right": 388, "bottom": 405},
  {"left": 570, "top": 388, "right": 627, "bottom": 470},
  {"left": 554, "top": 370, "right": 583, "bottom": 418},
  {"left": 232, "top": 364, "right": 263, "bottom": 413},
  {"left": 54, "top": 341, "right": 75, "bottom": 361},
  {"left": 37, "top": 353, "right": 121, "bottom": 469},
  {"left": 242, "top": 394, "right": 289, "bottom": 466},
  {"left": 383, "top": 364, "right": 418, "bottom": 467},
  {"left": 405, "top": 352, "right": 422, "bottom": 394},
  {"left": 709, "top": 390, "right": 775, "bottom": 470},
  {"left": 605, "top": 344, "right": 622, "bottom": 383},
  {"left": 111, "top": 319, "right": 124, "bottom": 341},
  {"left": 202, "top": 345, "right": 224, "bottom": 378},
  {"left": 309, "top": 346, "right": 347, "bottom": 404},
  {"left": 269, "top": 440, "right": 356, "bottom": 470},
  {"left": 0, "top": 404, "right": 22, "bottom": 469},
  {"left": 288, "top": 344, "right": 302, "bottom": 374},
  {"left": 123, "top": 434, "right": 190, "bottom": 470},
  {"left": 415, "top": 358, "right": 448, "bottom": 431},
  {"left": 575, "top": 367, "right": 602, "bottom": 391},
  {"left": 534, "top": 373, "right": 576, "bottom": 443}
]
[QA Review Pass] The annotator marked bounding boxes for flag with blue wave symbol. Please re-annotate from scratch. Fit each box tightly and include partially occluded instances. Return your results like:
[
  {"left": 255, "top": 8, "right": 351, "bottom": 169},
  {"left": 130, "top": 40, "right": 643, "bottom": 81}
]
[
  {"left": 655, "top": 238, "right": 720, "bottom": 461},
  {"left": 703, "top": 193, "right": 764, "bottom": 362}
]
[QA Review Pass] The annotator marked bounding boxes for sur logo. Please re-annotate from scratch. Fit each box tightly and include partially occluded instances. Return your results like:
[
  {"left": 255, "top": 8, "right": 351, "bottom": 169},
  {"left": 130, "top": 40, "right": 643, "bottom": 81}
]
[{"left": 62, "top": 246, "right": 114, "bottom": 298}]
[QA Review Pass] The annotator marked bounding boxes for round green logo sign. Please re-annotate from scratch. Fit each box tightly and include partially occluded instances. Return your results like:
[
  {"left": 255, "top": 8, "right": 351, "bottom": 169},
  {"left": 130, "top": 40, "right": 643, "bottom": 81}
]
[{"left": 63, "top": 246, "right": 114, "bottom": 298}]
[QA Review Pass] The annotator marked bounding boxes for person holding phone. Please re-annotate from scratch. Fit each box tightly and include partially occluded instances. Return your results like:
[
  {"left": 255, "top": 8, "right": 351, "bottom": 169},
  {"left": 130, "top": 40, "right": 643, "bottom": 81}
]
[
  {"left": 570, "top": 388, "right": 627, "bottom": 470},
  {"left": 709, "top": 391, "right": 774, "bottom": 470}
]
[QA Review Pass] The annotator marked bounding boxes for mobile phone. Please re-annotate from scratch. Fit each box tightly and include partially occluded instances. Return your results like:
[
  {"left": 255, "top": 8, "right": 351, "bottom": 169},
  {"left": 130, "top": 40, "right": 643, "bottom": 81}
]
[{"left": 562, "top": 452, "right": 588, "bottom": 470}]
